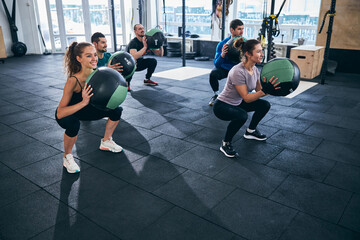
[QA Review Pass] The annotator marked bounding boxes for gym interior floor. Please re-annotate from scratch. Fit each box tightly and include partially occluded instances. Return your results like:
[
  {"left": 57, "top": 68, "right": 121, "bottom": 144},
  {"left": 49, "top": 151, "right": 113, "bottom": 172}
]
[{"left": 0, "top": 54, "right": 359, "bottom": 240}]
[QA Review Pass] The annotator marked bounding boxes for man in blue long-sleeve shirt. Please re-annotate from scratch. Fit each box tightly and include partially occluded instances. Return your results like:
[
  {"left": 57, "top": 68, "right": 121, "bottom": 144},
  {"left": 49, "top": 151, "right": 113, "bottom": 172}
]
[{"left": 209, "top": 19, "right": 244, "bottom": 106}]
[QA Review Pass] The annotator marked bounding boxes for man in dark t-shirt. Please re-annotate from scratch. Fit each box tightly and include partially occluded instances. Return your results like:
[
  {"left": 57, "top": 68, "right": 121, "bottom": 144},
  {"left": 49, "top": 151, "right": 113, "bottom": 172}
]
[{"left": 127, "top": 24, "right": 163, "bottom": 90}]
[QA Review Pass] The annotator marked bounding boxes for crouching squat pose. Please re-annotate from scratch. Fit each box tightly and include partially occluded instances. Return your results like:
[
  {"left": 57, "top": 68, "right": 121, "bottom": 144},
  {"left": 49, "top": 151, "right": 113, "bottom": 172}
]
[
  {"left": 56, "top": 42, "right": 123, "bottom": 173},
  {"left": 213, "top": 39, "right": 280, "bottom": 158}
]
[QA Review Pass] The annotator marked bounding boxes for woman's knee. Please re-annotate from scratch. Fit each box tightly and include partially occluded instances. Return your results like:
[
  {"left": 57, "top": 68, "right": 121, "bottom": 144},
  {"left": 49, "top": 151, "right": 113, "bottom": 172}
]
[
  {"left": 56, "top": 114, "right": 80, "bottom": 137},
  {"left": 108, "top": 106, "right": 123, "bottom": 121}
]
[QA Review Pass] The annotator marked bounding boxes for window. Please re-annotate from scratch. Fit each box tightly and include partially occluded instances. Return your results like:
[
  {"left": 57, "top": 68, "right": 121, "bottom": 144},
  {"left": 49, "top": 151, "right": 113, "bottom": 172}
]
[
  {"left": 36, "top": 0, "right": 129, "bottom": 53},
  {"left": 235, "top": 0, "right": 321, "bottom": 44},
  {"left": 158, "top": 0, "right": 212, "bottom": 37}
]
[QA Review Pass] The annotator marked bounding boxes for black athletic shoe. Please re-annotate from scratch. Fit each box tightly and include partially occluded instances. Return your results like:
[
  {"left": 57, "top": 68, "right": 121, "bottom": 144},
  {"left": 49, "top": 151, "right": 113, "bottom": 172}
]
[
  {"left": 220, "top": 141, "right": 237, "bottom": 158},
  {"left": 209, "top": 95, "right": 218, "bottom": 106},
  {"left": 243, "top": 129, "right": 267, "bottom": 141}
]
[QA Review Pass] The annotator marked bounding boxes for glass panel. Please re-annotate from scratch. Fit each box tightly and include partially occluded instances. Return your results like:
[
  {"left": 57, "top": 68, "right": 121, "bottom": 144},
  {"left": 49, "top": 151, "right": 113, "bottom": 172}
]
[
  {"left": 158, "top": 0, "right": 212, "bottom": 36},
  {"left": 66, "top": 36, "right": 86, "bottom": 46},
  {"left": 89, "top": 0, "right": 111, "bottom": 34},
  {"left": 49, "top": 0, "right": 59, "bottom": 35},
  {"left": 36, "top": 0, "right": 51, "bottom": 49},
  {"left": 114, "top": 1, "right": 122, "bottom": 35},
  {"left": 54, "top": 36, "right": 62, "bottom": 51},
  {"left": 62, "top": 0, "right": 85, "bottom": 34},
  {"left": 237, "top": 0, "right": 321, "bottom": 44}
]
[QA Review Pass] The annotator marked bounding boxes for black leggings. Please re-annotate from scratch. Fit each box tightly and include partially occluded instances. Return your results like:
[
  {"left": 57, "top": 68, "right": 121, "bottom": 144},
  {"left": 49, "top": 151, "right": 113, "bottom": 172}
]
[
  {"left": 209, "top": 67, "right": 229, "bottom": 92},
  {"left": 55, "top": 105, "right": 123, "bottom": 138},
  {"left": 213, "top": 99, "right": 270, "bottom": 142},
  {"left": 127, "top": 58, "right": 157, "bottom": 84}
]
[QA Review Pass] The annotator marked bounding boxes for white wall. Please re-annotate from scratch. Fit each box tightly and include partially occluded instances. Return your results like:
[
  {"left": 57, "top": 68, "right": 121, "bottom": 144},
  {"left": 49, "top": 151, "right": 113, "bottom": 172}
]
[{"left": 0, "top": 0, "right": 42, "bottom": 57}]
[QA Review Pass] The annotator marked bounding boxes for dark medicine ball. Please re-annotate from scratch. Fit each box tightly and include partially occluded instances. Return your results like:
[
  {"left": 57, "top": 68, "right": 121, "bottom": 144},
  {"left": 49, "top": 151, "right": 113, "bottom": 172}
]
[
  {"left": 86, "top": 67, "right": 128, "bottom": 111},
  {"left": 260, "top": 58, "right": 300, "bottom": 96},
  {"left": 11, "top": 42, "right": 27, "bottom": 57},
  {"left": 145, "top": 28, "right": 165, "bottom": 49},
  {"left": 226, "top": 37, "right": 246, "bottom": 64},
  {"left": 108, "top": 51, "right": 136, "bottom": 79}
]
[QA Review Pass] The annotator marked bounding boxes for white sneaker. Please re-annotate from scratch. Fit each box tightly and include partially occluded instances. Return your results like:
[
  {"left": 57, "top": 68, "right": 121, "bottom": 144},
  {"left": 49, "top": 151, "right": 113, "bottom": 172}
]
[
  {"left": 99, "top": 137, "right": 123, "bottom": 153},
  {"left": 63, "top": 154, "right": 80, "bottom": 173}
]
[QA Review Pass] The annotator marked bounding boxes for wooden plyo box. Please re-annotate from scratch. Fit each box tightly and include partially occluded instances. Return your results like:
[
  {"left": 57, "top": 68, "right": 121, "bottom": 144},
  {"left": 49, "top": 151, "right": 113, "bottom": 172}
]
[
  {"left": 290, "top": 46, "right": 325, "bottom": 79},
  {"left": 0, "top": 26, "right": 7, "bottom": 59}
]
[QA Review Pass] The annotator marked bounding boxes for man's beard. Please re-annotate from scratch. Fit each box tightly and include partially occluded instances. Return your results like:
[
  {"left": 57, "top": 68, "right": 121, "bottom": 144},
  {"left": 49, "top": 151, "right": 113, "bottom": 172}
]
[{"left": 100, "top": 49, "right": 107, "bottom": 53}]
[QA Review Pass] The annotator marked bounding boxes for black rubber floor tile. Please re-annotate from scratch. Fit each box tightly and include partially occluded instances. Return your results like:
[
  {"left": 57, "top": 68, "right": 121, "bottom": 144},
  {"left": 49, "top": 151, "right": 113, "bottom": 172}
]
[
  {"left": 279, "top": 212, "right": 360, "bottom": 240},
  {"left": 30, "top": 214, "right": 119, "bottom": 240},
  {"left": 0, "top": 131, "right": 36, "bottom": 152},
  {"left": 267, "top": 130, "right": 322, "bottom": 153},
  {"left": 326, "top": 105, "right": 360, "bottom": 120},
  {"left": 185, "top": 128, "right": 242, "bottom": 151},
  {"left": 336, "top": 116, "right": 360, "bottom": 131},
  {"left": 164, "top": 107, "right": 209, "bottom": 122},
  {"left": 31, "top": 127, "right": 66, "bottom": 145},
  {"left": 232, "top": 138, "right": 284, "bottom": 164},
  {"left": 215, "top": 159, "right": 288, "bottom": 197},
  {"left": 0, "top": 122, "right": 14, "bottom": 136},
  {"left": 0, "top": 161, "right": 11, "bottom": 175},
  {"left": 113, "top": 155, "right": 186, "bottom": 192},
  {"left": 44, "top": 167, "right": 128, "bottom": 210},
  {"left": 51, "top": 132, "right": 105, "bottom": 157},
  {"left": 0, "top": 104, "right": 25, "bottom": 116},
  {"left": 16, "top": 153, "right": 90, "bottom": 188},
  {"left": 291, "top": 100, "right": 332, "bottom": 113},
  {"left": 297, "top": 111, "right": 342, "bottom": 126},
  {"left": 80, "top": 184, "right": 173, "bottom": 240},
  {"left": 11, "top": 116, "right": 59, "bottom": 135},
  {"left": 0, "top": 190, "right": 76, "bottom": 240},
  {"left": 325, "top": 162, "right": 360, "bottom": 193},
  {"left": 134, "top": 135, "right": 195, "bottom": 161},
  {"left": 176, "top": 98, "right": 214, "bottom": 111},
  {"left": 154, "top": 170, "right": 235, "bottom": 216},
  {"left": 268, "top": 149, "right": 335, "bottom": 182},
  {"left": 132, "top": 207, "right": 235, "bottom": 240},
  {"left": 204, "top": 189, "right": 297, "bottom": 240},
  {"left": 351, "top": 132, "right": 360, "bottom": 146},
  {"left": 171, "top": 145, "right": 234, "bottom": 177},
  {"left": 24, "top": 99, "right": 59, "bottom": 112},
  {"left": 267, "top": 96, "right": 299, "bottom": 107},
  {"left": 0, "top": 141, "right": 61, "bottom": 169},
  {"left": 79, "top": 146, "right": 146, "bottom": 173},
  {"left": 137, "top": 99, "right": 183, "bottom": 114},
  {"left": 269, "top": 175, "right": 352, "bottom": 223},
  {"left": 193, "top": 114, "right": 230, "bottom": 130},
  {"left": 126, "top": 111, "right": 170, "bottom": 129},
  {"left": 268, "top": 104, "right": 305, "bottom": 118},
  {"left": 304, "top": 123, "right": 356, "bottom": 144},
  {"left": 0, "top": 171, "right": 40, "bottom": 207},
  {"left": 263, "top": 116, "right": 312, "bottom": 133},
  {"left": 340, "top": 193, "right": 360, "bottom": 232},
  {"left": 313, "top": 140, "right": 360, "bottom": 166},
  {"left": 112, "top": 124, "right": 161, "bottom": 148},
  {"left": 153, "top": 91, "right": 188, "bottom": 103},
  {"left": 152, "top": 119, "right": 204, "bottom": 139},
  {"left": 0, "top": 110, "right": 41, "bottom": 125}
]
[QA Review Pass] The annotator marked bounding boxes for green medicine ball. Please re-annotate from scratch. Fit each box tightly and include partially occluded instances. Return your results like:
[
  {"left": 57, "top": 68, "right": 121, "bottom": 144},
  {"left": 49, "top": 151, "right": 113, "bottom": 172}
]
[
  {"left": 145, "top": 28, "right": 165, "bottom": 49},
  {"left": 260, "top": 58, "right": 300, "bottom": 96},
  {"left": 86, "top": 67, "right": 128, "bottom": 111}
]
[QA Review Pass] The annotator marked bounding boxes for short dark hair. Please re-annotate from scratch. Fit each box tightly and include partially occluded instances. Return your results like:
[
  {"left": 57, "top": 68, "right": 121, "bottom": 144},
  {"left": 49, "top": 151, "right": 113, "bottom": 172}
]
[
  {"left": 91, "top": 32, "right": 105, "bottom": 44},
  {"left": 229, "top": 19, "right": 244, "bottom": 30},
  {"left": 134, "top": 24, "right": 142, "bottom": 31}
]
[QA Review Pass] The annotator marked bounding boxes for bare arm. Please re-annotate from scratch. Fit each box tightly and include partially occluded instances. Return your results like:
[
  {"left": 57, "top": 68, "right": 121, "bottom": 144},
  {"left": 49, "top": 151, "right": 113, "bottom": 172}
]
[
  {"left": 235, "top": 84, "right": 266, "bottom": 103},
  {"left": 56, "top": 77, "right": 93, "bottom": 119},
  {"left": 152, "top": 47, "right": 164, "bottom": 57},
  {"left": 129, "top": 37, "right": 148, "bottom": 61}
]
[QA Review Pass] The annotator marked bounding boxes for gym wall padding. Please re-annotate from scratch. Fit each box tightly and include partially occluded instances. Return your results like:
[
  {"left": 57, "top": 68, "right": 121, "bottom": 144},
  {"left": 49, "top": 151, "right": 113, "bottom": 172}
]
[{"left": 316, "top": 0, "right": 360, "bottom": 50}]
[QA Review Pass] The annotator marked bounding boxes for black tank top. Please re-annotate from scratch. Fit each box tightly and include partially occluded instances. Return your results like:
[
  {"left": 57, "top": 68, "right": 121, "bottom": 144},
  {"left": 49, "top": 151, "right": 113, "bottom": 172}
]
[{"left": 69, "top": 76, "right": 83, "bottom": 106}]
